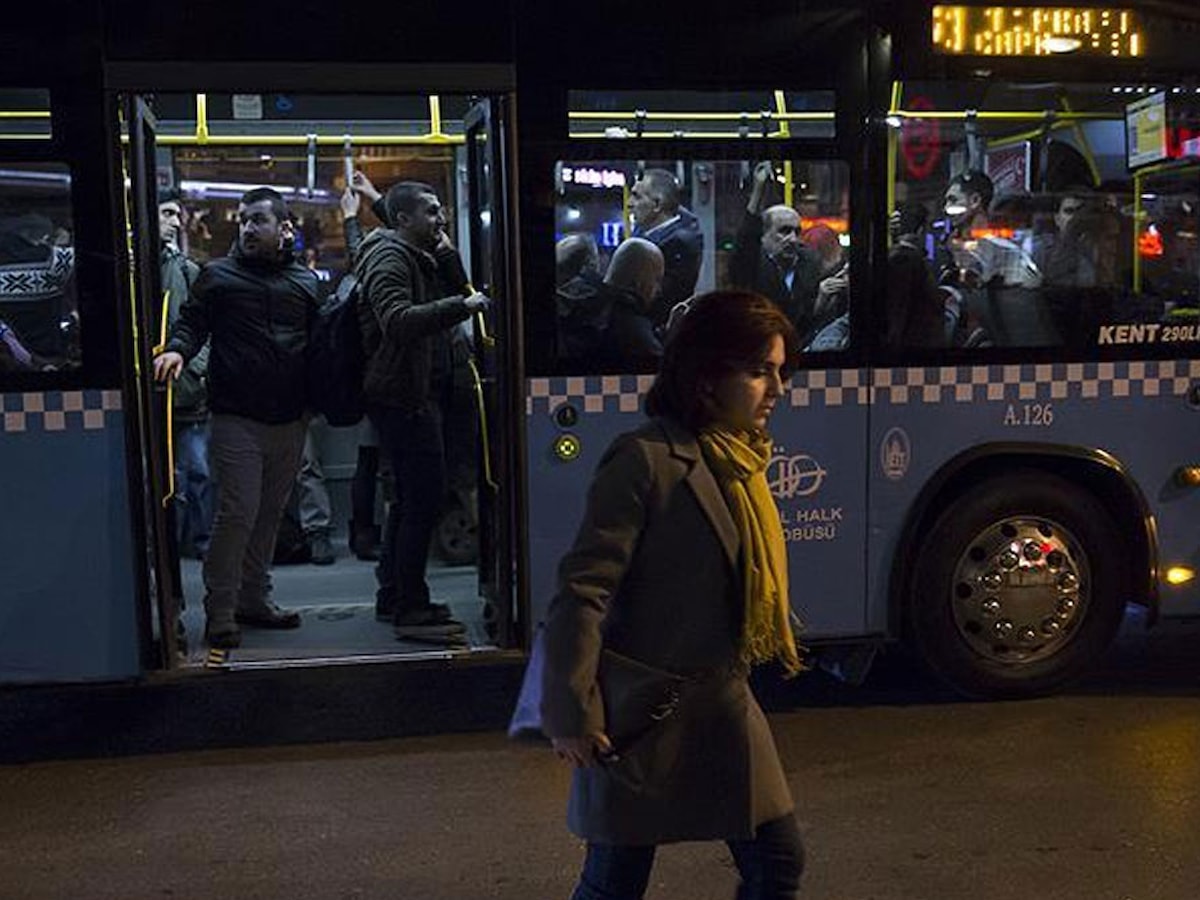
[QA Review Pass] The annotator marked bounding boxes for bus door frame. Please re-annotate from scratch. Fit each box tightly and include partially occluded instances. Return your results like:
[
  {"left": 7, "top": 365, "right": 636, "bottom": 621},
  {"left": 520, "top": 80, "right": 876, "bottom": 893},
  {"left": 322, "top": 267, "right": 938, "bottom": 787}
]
[
  {"left": 464, "top": 94, "right": 520, "bottom": 648},
  {"left": 121, "top": 94, "right": 182, "bottom": 669},
  {"left": 106, "top": 63, "right": 525, "bottom": 667}
]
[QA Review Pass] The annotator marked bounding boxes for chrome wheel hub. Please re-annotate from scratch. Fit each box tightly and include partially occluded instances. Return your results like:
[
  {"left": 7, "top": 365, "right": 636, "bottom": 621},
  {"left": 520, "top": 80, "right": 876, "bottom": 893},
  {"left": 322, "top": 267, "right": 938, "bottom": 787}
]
[{"left": 949, "top": 516, "right": 1088, "bottom": 665}]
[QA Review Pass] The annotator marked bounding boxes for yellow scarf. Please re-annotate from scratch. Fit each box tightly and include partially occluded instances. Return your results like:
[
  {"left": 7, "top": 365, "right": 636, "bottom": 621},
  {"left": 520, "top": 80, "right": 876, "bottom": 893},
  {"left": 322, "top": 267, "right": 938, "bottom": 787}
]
[{"left": 699, "top": 428, "right": 804, "bottom": 676}]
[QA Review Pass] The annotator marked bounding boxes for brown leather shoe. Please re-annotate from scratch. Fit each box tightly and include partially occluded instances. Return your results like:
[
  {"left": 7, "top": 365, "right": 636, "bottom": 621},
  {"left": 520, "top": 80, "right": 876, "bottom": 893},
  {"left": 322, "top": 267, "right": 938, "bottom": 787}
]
[{"left": 235, "top": 604, "right": 301, "bottom": 629}]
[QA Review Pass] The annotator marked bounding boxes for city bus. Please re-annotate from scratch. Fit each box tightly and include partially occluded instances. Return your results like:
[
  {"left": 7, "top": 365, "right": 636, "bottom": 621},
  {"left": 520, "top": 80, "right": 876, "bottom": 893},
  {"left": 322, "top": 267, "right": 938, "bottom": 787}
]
[{"left": 2, "top": 1, "right": 1199, "bottom": 754}]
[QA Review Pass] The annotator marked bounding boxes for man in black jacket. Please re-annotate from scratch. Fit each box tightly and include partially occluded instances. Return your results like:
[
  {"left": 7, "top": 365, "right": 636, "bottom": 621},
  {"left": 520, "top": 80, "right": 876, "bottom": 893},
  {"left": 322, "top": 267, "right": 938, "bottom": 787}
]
[
  {"left": 729, "top": 161, "right": 822, "bottom": 335},
  {"left": 355, "top": 181, "right": 489, "bottom": 642},
  {"left": 629, "top": 168, "right": 703, "bottom": 327},
  {"left": 154, "top": 187, "right": 320, "bottom": 649}
]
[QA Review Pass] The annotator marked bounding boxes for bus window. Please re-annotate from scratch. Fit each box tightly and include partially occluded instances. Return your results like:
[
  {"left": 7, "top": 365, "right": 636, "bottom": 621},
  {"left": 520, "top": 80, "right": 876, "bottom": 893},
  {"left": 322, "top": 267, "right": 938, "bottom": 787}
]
[
  {"left": 887, "top": 81, "right": 1143, "bottom": 352},
  {"left": 0, "top": 162, "right": 78, "bottom": 374},
  {"left": 549, "top": 158, "right": 849, "bottom": 374}
]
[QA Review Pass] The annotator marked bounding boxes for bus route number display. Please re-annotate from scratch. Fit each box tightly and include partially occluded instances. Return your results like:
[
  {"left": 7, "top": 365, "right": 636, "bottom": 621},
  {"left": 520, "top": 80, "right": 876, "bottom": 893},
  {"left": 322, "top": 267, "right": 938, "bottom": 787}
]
[{"left": 932, "top": 6, "right": 1144, "bottom": 57}]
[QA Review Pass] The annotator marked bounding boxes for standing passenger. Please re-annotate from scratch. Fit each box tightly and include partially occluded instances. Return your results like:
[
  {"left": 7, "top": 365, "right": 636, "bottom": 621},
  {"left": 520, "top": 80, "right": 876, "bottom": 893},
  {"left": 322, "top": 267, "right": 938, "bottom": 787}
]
[
  {"left": 730, "top": 162, "right": 822, "bottom": 335},
  {"left": 355, "top": 181, "right": 489, "bottom": 640},
  {"left": 154, "top": 187, "right": 319, "bottom": 649},
  {"left": 158, "top": 191, "right": 212, "bottom": 561},
  {"left": 542, "top": 290, "right": 806, "bottom": 900},
  {"left": 628, "top": 168, "right": 704, "bottom": 328}
]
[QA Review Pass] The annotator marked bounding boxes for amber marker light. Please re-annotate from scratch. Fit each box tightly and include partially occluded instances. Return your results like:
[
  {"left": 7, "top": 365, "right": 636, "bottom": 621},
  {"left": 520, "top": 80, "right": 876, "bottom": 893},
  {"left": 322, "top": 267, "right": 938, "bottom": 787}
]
[
  {"left": 1174, "top": 465, "right": 1200, "bottom": 487},
  {"left": 1165, "top": 567, "right": 1195, "bottom": 586}
]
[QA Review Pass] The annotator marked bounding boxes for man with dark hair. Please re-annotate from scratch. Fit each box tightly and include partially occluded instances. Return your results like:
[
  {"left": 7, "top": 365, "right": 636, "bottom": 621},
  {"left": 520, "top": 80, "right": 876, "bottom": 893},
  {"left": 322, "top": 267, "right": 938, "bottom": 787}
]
[
  {"left": 943, "top": 169, "right": 994, "bottom": 239},
  {"left": 157, "top": 189, "right": 211, "bottom": 561},
  {"left": 355, "top": 180, "right": 488, "bottom": 642},
  {"left": 154, "top": 186, "right": 320, "bottom": 649},
  {"left": 729, "top": 161, "right": 822, "bottom": 335},
  {"left": 943, "top": 169, "right": 1046, "bottom": 346},
  {"left": 629, "top": 168, "right": 703, "bottom": 326},
  {"left": 885, "top": 201, "right": 946, "bottom": 348}
]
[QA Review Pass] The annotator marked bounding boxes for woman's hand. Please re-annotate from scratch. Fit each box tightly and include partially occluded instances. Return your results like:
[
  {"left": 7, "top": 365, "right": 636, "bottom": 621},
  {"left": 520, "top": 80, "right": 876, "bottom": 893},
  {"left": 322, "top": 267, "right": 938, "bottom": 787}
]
[{"left": 551, "top": 733, "right": 614, "bottom": 767}]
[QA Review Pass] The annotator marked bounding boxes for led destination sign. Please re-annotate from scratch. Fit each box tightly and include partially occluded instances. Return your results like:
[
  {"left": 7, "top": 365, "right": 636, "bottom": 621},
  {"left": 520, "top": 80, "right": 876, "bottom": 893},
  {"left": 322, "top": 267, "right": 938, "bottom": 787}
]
[{"left": 932, "top": 6, "right": 1144, "bottom": 57}]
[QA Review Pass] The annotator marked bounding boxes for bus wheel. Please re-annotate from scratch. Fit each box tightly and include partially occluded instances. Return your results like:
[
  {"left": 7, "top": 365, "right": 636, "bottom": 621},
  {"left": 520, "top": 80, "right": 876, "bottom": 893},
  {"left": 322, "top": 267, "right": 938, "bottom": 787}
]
[{"left": 908, "top": 471, "right": 1126, "bottom": 698}]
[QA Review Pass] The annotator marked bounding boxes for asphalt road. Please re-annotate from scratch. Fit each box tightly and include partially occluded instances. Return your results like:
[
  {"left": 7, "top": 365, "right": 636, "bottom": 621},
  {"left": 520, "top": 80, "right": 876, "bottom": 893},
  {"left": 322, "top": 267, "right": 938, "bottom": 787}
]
[{"left": 1, "top": 614, "right": 1196, "bottom": 900}]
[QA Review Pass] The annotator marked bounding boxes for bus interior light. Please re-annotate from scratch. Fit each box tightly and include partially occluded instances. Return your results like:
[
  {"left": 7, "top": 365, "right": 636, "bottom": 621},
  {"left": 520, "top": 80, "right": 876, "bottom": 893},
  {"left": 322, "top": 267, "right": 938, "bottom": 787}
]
[{"left": 1165, "top": 567, "right": 1195, "bottom": 586}]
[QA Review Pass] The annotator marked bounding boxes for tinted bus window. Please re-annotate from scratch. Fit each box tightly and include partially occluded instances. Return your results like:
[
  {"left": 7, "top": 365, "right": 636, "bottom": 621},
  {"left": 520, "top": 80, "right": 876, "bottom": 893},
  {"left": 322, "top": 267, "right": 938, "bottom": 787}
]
[
  {"left": 0, "top": 162, "right": 78, "bottom": 373},
  {"left": 886, "top": 81, "right": 1157, "bottom": 352},
  {"left": 550, "top": 158, "right": 849, "bottom": 374}
]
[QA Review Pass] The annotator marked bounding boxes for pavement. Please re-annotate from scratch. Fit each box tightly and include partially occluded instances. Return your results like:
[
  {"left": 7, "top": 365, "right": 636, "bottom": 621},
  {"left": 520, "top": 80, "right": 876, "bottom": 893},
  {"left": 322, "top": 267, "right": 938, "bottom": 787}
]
[{"left": 1, "top": 614, "right": 1197, "bottom": 900}]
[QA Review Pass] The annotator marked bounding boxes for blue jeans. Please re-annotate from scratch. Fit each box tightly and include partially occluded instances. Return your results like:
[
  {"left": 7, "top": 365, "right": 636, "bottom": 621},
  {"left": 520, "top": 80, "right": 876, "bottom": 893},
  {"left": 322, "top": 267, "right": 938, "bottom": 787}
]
[
  {"left": 369, "top": 401, "right": 447, "bottom": 611},
  {"left": 174, "top": 420, "right": 214, "bottom": 557},
  {"left": 571, "top": 814, "right": 804, "bottom": 900}
]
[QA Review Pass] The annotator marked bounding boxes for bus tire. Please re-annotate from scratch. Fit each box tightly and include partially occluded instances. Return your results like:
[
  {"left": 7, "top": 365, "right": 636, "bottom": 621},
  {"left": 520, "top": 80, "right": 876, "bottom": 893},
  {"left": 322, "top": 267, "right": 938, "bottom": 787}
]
[{"left": 907, "top": 470, "right": 1126, "bottom": 699}]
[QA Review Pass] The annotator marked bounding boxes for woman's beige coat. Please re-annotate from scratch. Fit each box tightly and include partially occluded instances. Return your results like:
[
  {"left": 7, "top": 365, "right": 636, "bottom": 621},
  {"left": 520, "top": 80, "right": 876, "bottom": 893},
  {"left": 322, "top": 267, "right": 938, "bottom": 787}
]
[{"left": 541, "top": 416, "right": 793, "bottom": 845}]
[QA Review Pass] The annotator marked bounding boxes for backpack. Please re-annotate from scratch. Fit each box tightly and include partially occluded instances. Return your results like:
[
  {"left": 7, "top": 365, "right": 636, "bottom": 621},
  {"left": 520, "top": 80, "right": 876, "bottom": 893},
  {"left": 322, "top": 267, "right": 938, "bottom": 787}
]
[{"left": 306, "top": 272, "right": 366, "bottom": 427}]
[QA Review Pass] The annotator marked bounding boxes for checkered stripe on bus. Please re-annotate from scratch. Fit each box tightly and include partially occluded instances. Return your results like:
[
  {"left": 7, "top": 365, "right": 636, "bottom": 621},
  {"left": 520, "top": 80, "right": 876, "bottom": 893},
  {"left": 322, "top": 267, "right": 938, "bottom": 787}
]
[
  {"left": 1, "top": 390, "right": 122, "bottom": 433},
  {"left": 526, "top": 361, "right": 1200, "bottom": 415},
  {"left": 872, "top": 360, "right": 1200, "bottom": 405}
]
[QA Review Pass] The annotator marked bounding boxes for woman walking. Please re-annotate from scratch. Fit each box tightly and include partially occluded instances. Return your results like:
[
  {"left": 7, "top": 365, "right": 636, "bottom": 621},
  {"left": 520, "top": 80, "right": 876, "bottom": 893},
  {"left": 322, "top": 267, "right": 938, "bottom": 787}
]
[{"left": 541, "top": 290, "right": 807, "bottom": 899}]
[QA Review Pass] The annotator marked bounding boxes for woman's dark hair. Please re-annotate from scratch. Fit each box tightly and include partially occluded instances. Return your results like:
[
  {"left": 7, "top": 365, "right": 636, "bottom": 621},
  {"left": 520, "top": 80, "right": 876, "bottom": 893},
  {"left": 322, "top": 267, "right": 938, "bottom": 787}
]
[{"left": 645, "top": 290, "right": 800, "bottom": 430}]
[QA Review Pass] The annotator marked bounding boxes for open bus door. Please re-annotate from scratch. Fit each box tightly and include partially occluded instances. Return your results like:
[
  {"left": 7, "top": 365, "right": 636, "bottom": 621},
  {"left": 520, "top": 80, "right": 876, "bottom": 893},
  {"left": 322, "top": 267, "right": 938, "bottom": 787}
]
[
  {"left": 463, "top": 96, "right": 516, "bottom": 647},
  {"left": 121, "top": 94, "right": 182, "bottom": 668}
]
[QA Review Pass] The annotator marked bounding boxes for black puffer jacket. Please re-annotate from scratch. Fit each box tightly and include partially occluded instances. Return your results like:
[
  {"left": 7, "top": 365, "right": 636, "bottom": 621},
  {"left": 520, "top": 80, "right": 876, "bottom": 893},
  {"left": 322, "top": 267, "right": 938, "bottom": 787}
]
[
  {"left": 166, "top": 249, "right": 320, "bottom": 424},
  {"left": 355, "top": 229, "right": 472, "bottom": 412}
]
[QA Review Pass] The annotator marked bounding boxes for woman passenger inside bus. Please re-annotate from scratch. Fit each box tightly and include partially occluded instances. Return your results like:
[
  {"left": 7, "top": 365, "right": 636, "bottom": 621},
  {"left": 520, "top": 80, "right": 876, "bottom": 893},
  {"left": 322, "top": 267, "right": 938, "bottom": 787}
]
[{"left": 541, "top": 290, "right": 806, "bottom": 900}]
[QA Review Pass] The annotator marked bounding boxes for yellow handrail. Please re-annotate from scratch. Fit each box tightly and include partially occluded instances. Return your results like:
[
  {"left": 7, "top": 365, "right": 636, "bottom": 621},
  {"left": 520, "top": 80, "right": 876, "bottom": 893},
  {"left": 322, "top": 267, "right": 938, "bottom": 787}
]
[
  {"left": 774, "top": 90, "right": 794, "bottom": 207},
  {"left": 568, "top": 110, "right": 834, "bottom": 121},
  {"left": 890, "top": 109, "right": 1109, "bottom": 121},
  {"left": 153, "top": 133, "right": 464, "bottom": 146},
  {"left": 569, "top": 130, "right": 793, "bottom": 140},
  {"left": 195, "top": 93, "right": 209, "bottom": 143}
]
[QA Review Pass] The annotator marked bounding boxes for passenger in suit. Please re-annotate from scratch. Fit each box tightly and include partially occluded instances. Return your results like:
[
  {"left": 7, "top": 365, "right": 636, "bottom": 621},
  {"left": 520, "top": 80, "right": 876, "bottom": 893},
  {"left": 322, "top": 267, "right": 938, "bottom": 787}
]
[
  {"left": 729, "top": 162, "right": 822, "bottom": 337},
  {"left": 629, "top": 168, "right": 704, "bottom": 328},
  {"left": 542, "top": 290, "right": 806, "bottom": 900}
]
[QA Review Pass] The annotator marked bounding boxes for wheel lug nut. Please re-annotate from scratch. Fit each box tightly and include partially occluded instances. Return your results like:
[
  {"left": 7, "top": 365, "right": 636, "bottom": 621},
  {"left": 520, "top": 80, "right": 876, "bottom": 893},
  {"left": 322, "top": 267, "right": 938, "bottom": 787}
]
[
  {"left": 1018, "top": 626, "right": 1037, "bottom": 644},
  {"left": 982, "top": 571, "right": 1004, "bottom": 590},
  {"left": 1058, "top": 572, "right": 1078, "bottom": 591},
  {"left": 1046, "top": 551, "right": 1064, "bottom": 569},
  {"left": 994, "top": 619, "right": 1015, "bottom": 639},
  {"left": 1057, "top": 597, "right": 1076, "bottom": 619},
  {"left": 999, "top": 550, "right": 1019, "bottom": 569},
  {"left": 981, "top": 598, "right": 1001, "bottom": 617},
  {"left": 1023, "top": 542, "right": 1043, "bottom": 561},
  {"left": 1042, "top": 618, "right": 1061, "bottom": 636}
]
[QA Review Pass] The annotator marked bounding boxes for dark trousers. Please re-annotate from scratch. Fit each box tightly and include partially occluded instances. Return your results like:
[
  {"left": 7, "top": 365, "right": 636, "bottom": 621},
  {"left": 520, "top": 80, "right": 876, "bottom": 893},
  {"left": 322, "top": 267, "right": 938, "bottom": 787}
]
[
  {"left": 369, "top": 401, "right": 446, "bottom": 611},
  {"left": 203, "top": 414, "right": 307, "bottom": 623},
  {"left": 570, "top": 813, "right": 803, "bottom": 900}
]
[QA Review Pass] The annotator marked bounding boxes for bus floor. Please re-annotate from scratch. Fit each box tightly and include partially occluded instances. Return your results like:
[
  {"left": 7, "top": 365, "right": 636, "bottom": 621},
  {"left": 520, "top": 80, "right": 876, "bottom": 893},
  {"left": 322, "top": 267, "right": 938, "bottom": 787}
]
[{"left": 177, "top": 553, "right": 494, "bottom": 666}]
